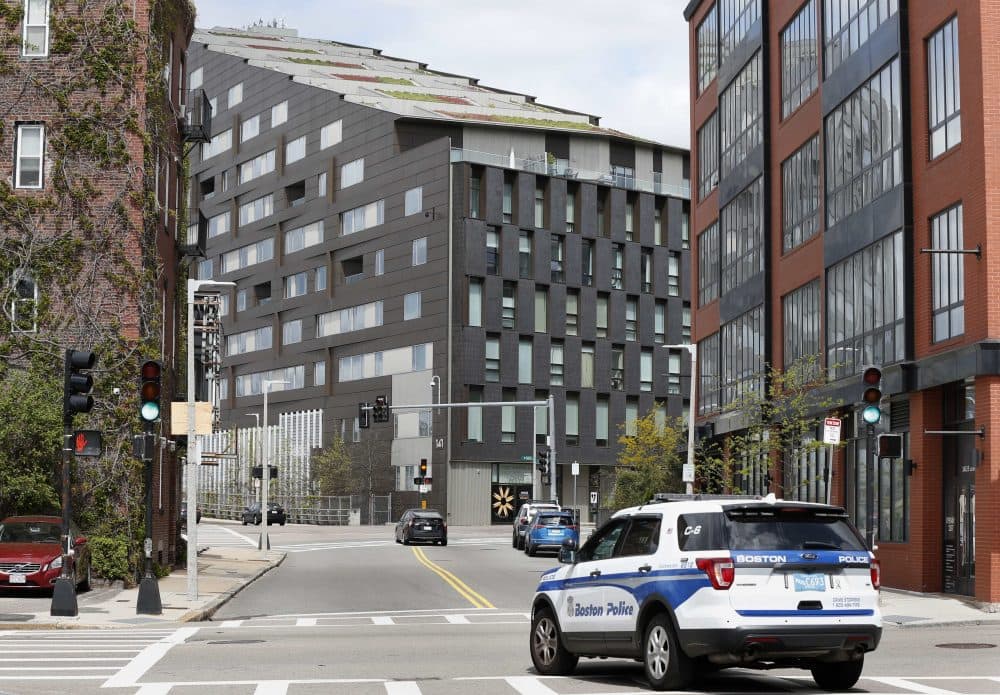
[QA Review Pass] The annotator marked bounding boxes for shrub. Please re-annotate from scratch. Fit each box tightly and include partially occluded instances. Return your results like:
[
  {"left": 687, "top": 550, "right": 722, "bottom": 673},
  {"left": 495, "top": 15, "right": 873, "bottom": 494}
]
[{"left": 88, "top": 536, "right": 130, "bottom": 581}]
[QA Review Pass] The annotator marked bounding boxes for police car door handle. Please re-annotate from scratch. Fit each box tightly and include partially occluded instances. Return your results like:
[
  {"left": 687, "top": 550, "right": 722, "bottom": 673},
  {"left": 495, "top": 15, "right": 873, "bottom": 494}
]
[
  {"left": 638, "top": 564, "right": 652, "bottom": 573},
  {"left": 589, "top": 569, "right": 602, "bottom": 578}
]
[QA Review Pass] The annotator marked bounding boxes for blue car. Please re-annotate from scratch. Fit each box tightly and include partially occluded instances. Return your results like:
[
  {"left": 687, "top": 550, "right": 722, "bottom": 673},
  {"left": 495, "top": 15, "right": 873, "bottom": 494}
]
[{"left": 524, "top": 511, "right": 578, "bottom": 556}]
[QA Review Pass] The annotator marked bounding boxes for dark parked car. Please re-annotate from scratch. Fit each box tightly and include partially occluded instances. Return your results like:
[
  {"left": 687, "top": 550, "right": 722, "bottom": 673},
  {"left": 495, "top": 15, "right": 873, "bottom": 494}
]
[
  {"left": 523, "top": 511, "right": 579, "bottom": 556},
  {"left": 242, "top": 502, "right": 286, "bottom": 526},
  {"left": 0, "top": 515, "right": 91, "bottom": 592},
  {"left": 394, "top": 509, "right": 447, "bottom": 546},
  {"left": 180, "top": 502, "right": 202, "bottom": 526}
]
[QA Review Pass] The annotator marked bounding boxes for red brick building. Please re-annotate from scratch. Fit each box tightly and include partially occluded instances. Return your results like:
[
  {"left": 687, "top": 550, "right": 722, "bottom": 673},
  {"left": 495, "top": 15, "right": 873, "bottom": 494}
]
[
  {"left": 1, "top": 1, "right": 197, "bottom": 568},
  {"left": 684, "top": 0, "right": 1000, "bottom": 604}
]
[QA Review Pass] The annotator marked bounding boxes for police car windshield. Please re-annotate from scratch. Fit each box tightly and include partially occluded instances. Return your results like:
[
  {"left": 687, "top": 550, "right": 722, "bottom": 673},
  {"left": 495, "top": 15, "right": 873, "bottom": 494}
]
[{"left": 678, "top": 508, "right": 866, "bottom": 552}]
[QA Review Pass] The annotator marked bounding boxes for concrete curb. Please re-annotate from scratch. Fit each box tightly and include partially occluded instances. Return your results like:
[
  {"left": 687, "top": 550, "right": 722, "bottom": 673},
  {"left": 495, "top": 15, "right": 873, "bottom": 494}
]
[{"left": 178, "top": 552, "right": 286, "bottom": 623}]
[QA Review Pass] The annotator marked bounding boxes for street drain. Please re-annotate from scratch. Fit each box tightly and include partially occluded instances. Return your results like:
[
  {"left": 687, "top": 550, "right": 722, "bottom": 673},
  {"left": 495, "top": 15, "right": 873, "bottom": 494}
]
[
  {"left": 936, "top": 643, "right": 996, "bottom": 649},
  {"left": 207, "top": 639, "right": 265, "bottom": 645}
]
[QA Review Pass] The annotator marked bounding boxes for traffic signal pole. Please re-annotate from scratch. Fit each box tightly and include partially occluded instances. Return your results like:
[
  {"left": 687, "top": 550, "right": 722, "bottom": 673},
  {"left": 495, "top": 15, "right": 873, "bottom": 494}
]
[{"left": 138, "top": 361, "right": 162, "bottom": 614}]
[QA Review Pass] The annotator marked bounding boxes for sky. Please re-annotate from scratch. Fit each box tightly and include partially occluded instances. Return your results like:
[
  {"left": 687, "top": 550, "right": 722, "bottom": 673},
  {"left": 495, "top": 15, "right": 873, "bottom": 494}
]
[{"left": 191, "top": 0, "right": 692, "bottom": 148}]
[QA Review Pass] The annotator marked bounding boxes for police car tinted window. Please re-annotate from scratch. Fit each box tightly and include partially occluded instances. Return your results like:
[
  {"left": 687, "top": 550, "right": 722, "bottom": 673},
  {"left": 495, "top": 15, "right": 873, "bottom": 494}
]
[
  {"left": 677, "top": 513, "right": 726, "bottom": 550},
  {"left": 725, "top": 507, "right": 866, "bottom": 551},
  {"left": 578, "top": 517, "right": 628, "bottom": 562},
  {"left": 616, "top": 517, "right": 661, "bottom": 557}
]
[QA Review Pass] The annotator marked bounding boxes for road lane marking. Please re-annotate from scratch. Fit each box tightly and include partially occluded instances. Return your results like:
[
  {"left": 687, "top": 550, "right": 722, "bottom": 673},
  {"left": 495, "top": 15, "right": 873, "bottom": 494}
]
[
  {"left": 219, "top": 526, "right": 258, "bottom": 546},
  {"left": 504, "top": 677, "right": 559, "bottom": 695},
  {"left": 254, "top": 681, "right": 289, "bottom": 694},
  {"left": 867, "top": 678, "right": 962, "bottom": 695},
  {"left": 385, "top": 682, "right": 421, "bottom": 694},
  {"left": 295, "top": 618, "right": 316, "bottom": 627},
  {"left": 134, "top": 686, "right": 172, "bottom": 695},
  {"left": 220, "top": 620, "right": 243, "bottom": 628},
  {"left": 411, "top": 546, "right": 495, "bottom": 609},
  {"left": 101, "top": 626, "right": 198, "bottom": 689},
  {"left": 372, "top": 616, "right": 395, "bottom": 625},
  {"left": 445, "top": 614, "right": 470, "bottom": 624}
]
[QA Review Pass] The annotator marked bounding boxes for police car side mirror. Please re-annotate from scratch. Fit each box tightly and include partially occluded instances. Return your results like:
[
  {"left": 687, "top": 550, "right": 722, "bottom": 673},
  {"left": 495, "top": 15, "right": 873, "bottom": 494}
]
[{"left": 559, "top": 537, "right": 577, "bottom": 564}]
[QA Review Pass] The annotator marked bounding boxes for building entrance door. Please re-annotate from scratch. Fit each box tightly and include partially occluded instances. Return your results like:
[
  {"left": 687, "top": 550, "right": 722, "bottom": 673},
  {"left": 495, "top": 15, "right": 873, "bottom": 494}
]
[{"left": 942, "top": 432, "right": 976, "bottom": 596}]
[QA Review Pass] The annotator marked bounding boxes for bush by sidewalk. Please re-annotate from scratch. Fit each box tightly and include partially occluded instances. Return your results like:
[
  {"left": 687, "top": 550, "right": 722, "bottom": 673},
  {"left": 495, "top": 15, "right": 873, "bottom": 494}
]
[{"left": 89, "top": 536, "right": 131, "bottom": 584}]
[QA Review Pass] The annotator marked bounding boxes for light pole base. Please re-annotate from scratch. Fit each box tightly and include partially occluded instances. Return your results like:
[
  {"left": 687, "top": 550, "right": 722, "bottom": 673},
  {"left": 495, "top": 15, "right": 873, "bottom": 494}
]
[
  {"left": 258, "top": 533, "right": 270, "bottom": 550},
  {"left": 50, "top": 577, "right": 78, "bottom": 616},
  {"left": 137, "top": 575, "right": 162, "bottom": 615}
]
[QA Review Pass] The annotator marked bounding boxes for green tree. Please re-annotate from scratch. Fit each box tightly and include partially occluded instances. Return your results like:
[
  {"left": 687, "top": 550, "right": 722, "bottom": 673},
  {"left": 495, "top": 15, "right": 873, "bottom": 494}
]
[
  {"left": 310, "top": 436, "right": 357, "bottom": 496},
  {"left": 610, "top": 408, "right": 687, "bottom": 510}
]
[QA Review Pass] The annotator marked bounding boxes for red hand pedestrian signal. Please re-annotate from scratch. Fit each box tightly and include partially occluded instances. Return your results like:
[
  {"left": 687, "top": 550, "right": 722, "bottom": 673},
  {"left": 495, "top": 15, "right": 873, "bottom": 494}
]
[{"left": 73, "top": 430, "right": 102, "bottom": 457}]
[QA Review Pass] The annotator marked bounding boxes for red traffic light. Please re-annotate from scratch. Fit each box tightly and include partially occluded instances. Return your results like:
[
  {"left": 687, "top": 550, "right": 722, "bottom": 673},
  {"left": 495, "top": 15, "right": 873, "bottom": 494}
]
[
  {"left": 141, "top": 360, "right": 162, "bottom": 379},
  {"left": 862, "top": 366, "right": 882, "bottom": 385},
  {"left": 861, "top": 366, "right": 882, "bottom": 404}
]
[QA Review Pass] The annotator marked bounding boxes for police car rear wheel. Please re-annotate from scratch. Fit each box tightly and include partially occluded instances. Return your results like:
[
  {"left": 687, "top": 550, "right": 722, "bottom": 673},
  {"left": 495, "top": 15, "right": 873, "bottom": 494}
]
[
  {"left": 530, "top": 608, "right": 578, "bottom": 676},
  {"left": 643, "top": 613, "right": 692, "bottom": 691},
  {"left": 811, "top": 657, "right": 863, "bottom": 691}
]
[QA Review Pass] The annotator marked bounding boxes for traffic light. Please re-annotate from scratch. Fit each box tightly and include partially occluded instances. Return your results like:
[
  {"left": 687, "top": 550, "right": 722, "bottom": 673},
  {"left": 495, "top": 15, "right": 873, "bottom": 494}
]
[
  {"left": 373, "top": 395, "right": 389, "bottom": 423},
  {"left": 139, "top": 360, "right": 162, "bottom": 422},
  {"left": 359, "top": 402, "right": 370, "bottom": 429},
  {"left": 861, "top": 366, "right": 882, "bottom": 425},
  {"left": 64, "top": 349, "right": 96, "bottom": 417},
  {"left": 536, "top": 447, "right": 549, "bottom": 475},
  {"left": 419, "top": 459, "right": 428, "bottom": 477}
]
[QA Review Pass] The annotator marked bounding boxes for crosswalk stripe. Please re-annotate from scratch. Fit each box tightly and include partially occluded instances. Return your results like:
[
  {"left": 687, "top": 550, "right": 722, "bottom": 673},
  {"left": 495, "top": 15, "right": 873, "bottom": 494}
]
[{"left": 385, "top": 682, "right": 421, "bottom": 694}]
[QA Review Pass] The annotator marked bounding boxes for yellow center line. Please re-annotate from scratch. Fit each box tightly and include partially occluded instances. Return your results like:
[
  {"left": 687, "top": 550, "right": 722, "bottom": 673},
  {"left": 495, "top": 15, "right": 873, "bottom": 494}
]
[{"left": 410, "top": 546, "right": 495, "bottom": 609}]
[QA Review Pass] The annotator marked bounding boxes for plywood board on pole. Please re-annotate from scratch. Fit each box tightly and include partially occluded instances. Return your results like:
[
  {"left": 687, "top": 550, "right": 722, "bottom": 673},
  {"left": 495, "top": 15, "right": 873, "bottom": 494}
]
[{"left": 170, "top": 402, "right": 213, "bottom": 435}]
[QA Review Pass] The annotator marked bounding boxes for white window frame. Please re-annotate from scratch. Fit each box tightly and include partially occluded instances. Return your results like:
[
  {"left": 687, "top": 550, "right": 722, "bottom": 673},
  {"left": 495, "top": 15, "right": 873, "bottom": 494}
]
[
  {"left": 405, "top": 186, "right": 423, "bottom": 216},
  {"left": 189, "top": 66, "right": 203, "bottom": 90},
  {"left": 321, "top": 120, "right": 343, "bottom": 149},
  {"left": 403, "top": 291, "right": 421, "bottom": 321},
  {"left": 412, "top": 237, "right": 427, "bottom": 266},
  {"left": 271, "top": 100, "right": 288, "bottom": 127},
  {"left": 240, "top": 114, "right": 260, "bottom": 143},
  {"left": 340, "top": 157, "right": 364, "bottom": 188},
  {"left": 15, "top": 124, "right": 44, "bottom": 189},
  {"left": 22, "top": 0, "right": 49, "bottom": 57},
  {"left": 228, "top": 82, "right": 243, "bottom": 108},
  {"left": 285, "top": 135, "right": 306, "bottom": 164}
]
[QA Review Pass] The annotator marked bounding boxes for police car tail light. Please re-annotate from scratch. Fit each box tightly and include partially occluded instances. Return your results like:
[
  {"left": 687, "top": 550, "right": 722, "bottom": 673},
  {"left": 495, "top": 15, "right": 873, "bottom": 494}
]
[
  {"left": 696, "top": 557, "right": 735, "bottom": 590},
  {"left": 870, "top": 559, "right": 881, "bottom": 590}
]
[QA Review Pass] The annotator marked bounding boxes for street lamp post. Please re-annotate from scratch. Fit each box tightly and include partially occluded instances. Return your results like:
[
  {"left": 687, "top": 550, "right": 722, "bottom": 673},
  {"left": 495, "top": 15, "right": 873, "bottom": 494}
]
[
  {"left": 665, "top": 343, "right": 698, "bottom": 495},
  {"left": 186, "top": 279, "right": 234, "bottom": 601},
  {"left": 246, "top": 413, "right": 260, "bottom": 505},
  {"left": 259, "top": 379, "right": 288, "bottom": 552}
]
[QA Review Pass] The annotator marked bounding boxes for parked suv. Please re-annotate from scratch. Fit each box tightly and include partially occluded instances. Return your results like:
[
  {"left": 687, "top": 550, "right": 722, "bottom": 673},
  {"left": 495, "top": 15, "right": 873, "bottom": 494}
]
[
  {"left": 524, "top": 510, "right": 578, "bottom": 556},
  {"left": 512, "top": 500, "right": 559, "bottom": 550},
  {"left": 529, "top": 494, "right": 881, "bottom": 691}
]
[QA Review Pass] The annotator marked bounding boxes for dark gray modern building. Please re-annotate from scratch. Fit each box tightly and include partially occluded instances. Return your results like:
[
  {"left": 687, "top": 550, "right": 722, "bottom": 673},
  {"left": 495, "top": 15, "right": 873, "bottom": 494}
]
[{"left": 185, "top": 26, "right": 691, "bottom": 525}]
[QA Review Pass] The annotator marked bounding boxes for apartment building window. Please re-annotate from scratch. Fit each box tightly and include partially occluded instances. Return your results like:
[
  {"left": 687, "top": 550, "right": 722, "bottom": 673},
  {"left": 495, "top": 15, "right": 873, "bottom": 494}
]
[
  {"left": 502, "top": 282, "right": 516, "bottom": 329},
  {"left": 312, "top": 361, "right": 326, "bottom": 388},
  {"left": 469, "top": 171, "right": 482, "bottom": 218},
  {"left": 625, "top": 200, "right": 635, "bottom": 241},
  {"left": 236, "top": 289, "right": 248, "bottom": 312},
  {"left": 469, "top": 278, "right": 483, "bottom": 326},
  {"left": 485, "top": 335, "right": 500, "bottom": 382},
  {"left": 468, "top": 387, "right": 483, "bottom": 442},
  {"left": 519, "top": 338, "right": 533, "bottom": 384},
  {"left": 626, "top": 298, "right": 639, "bottom": 341},
  {"left": 238, "top": 150, "right": 275, "bottom": 184},
  {"left": 201, "top": 129, "right": 232, "bottom": 161},
  {"left": 534, "top": 288, "right": 547, "bottom": 333},
  {"left": 565, "top": 393, "right": 580, "bottom": 446},
  {"left": 11, "top": 274, "right": 37, "bottom": 333},
  {"left": 566, "top": 186, "right": 577, "bottom": 233},
  {"left": 196, "top": 258, "right": 213, "bottom": 280},
  {"left": 782, "top": 136, "right": 820, "bottom": 252},
  {"left": 282, "top": 319, "right": 303, "bottom": 345},
  {"left": 582, "top": 240, "right": 594, "bottom": 286},
  {"left": 487, "top": 229, "right": 500, "bottom": 275},
  {"left": 596, "top": 293, "right": 609, "bottom": 338},
  {"left": 208, "top": 211, "right": 230, "bottom": 239},
  {"left": 931, "top": 204, "right": 965, "bottom": 342},
  {"left": 405, "top": 186, "right": 423, "bottom": 216},
  {"left": 783, "top": 279, "right": 821, "bottom": 373},
  {"left": 654, "top": 207, "right": 663, "bottom": 246},
  {"left": 699, "top": 334, "right": 721, "bottom": 413},
  {"left": 188, "top": 67, "right": 203, "bottom": 90},
  {"left": 22, "top": 0, "right": 49, "bottom": 56},
  {"left": 316, "top": 301, "right": 383, "bottom": 337},
  {"left": 337, "top": 343, "right": 432, "bottom": 382},
  {"left": 697, "top": 4, "right": 718, "bottom": 94},
  {"left": 14, "top": 124, "right": 44, "bottom": 189},
  {"left": 235, "top": 366, "right": 303, "bottom": 396},
  {"left": 596, "top": 396, "right": 610, "bottom": 446},
  {"left": 226, "top": 326, "right": 272, "bottom": 356},
  {"left": 519, "top": 231, "right": 533, "bottom": 278},
  {"left": 781, "top": 0, "right": 818, "bottom": 118},
  {"left": 534, "top": 183, "right": 546, "bottom": 228},
  {"left": 285, "top": 271, "right": 308, "bottom": 299},
  {"left": 550, "top": 235, "right": 564, "bottom": 282},
  {"left": 502, "top": 180, "right": 513, "bottom": 223},
  {"left": 220, "top": 238, "right": 274, "bottom": 273},
  {"left": 550, "top": 341, "right": 564, "bottom": 385},
  {"left": 501, "top": 390, "right": 516, "bottom": 443},
  {"left": 721, "top": 305, "right": 764, "bottom": 407},
  {"left": 315, "top": 265, "right": 327, "bottom": 292},
  {"left": 625, "top": 397, "right": 639, "bottom": 437},
  {"left": 611, "top": 345, "right": 624, "bottom": 390},
  {"left": 597, "top": 189, "right": 609, "bottom": 237},
  {"left": 271, "top": 100, "right": 288, "bottom": 127},
  {"left": 412, "top": 237, "right": 428, "bottom": 266},
  {"left": 667, "top": 252, "right": 679, "bottom": 296},
  {"left": 785, "top": 440, "right": 829, "bottom": 504},
  {"left": 826, "top": 232, "right": 905, "bottom": 380},
  {"left": 612, "top": 244, "right": 624, "bottom": 289},
  {"left": 240, "top": 114, "right": 260, "bottom": 143},
  {"left": 667, "top": 350, "right": 682, "bottom": 395},
  {"left": 404, "top": 291, "right": 422, "bottom": 321},
  {"left": 340, "top": 158, "right": 365, "bottom": 189},
  {"left": 317, "top": 172, "right": 327, "bottom": 198},
  {"left": 825, "top": 59, "right": 902, "bottom": 228},
  {"left": 682, "top": 303, "right": 691, "bottom": 341},
  {"left": 721, "top": 176, "right": 764, "bottom": 294},
  {"left": 928, "top": 16, "right": 961, "bottom": 159},
  {"left": 698, "top": 111, "right": 719, "bottom": 200},
  {"left": 720, "top": 0, "right": 760, "bottom": 63},
  {"left": 682, "top": 204, "right": 690, "bottom": 249},
  {"left": 341, "top": 200, "right": 384, "bottom": 235},
  {"left": 640, "top": 349, "right": 653, "bottom": 393},
  {"left": 320, "top": 120, "right": 342, "bottom": 149},
  {"left": 824, "top": 0, "right": 898, "bottom": 78},
  {"left": 227, "top": 82, "right": 243, "bottom": 108},
  {"left": 375, "top": 249, "right": 384, "bottom": 276},
  {"left": 720, "top": 51, "right": 762, "bottom": 179},
  {"left": 655, "top": 301, "right": 666, "bottom": 344},
  {"left": 284, "top": 220, "right": 324, "bottom": 254},
  {"left": 581, "top": 343, "right": 595, "bottom": 389},
  {"left": 285, "top": 136, "right": 306, "bottom": 164},
  {"left": 566, "top": 290, "right": 579, "bottom": 336}
]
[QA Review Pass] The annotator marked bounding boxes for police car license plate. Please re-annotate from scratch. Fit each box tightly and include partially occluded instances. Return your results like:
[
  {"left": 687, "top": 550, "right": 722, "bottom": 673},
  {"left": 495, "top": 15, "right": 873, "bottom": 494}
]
[
  {"left": 793, "top": 573, "right": 826, "bottom": 592},
  {"left": 9, "top": 573, "right": 26, "bottom": 584}
]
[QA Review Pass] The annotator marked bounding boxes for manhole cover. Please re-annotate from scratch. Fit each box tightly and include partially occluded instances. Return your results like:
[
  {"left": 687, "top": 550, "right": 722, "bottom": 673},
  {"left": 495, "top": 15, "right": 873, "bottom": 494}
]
[
  {"left": 936, "top": 643, "right": 997, "bottom": 649},
  {"left": 207, "top": 639, "right": 265, "bottom": 645}
]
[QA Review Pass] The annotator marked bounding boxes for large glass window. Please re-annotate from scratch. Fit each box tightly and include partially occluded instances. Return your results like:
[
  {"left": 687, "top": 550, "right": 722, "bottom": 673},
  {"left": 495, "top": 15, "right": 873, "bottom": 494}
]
[
  {"left": 721, "top": 176, "right": 763, "bottom": 294},
  {"left": 612, "top": 244, "right": 624, "bottom": 289},
  {"left": 720, "top": 51, "right": 762, "bottom": 179},
  {"left": 405, "top": 186, "right": 423, "bottom": 216},
  {"left": 719, "top": 0, "right": 760, "bottom": 64},
  {"left": 824, "top": 0, "right": 898, "bottom": 78},
  {"left": 284, "top": 271, "right": 308, "bottom": 299},
  {"left": 341, "top": 200, "right": 384, "bottom": 235},
  {"left": 698, "top": 111, "right": 719, "bottom": 200},
  {"left": 782, "top": 135, "right": 820, "bottom": 252},
  {"left": 721, "top": 305, "right": 764, "bottom": 407},
  {"left": 317, "top": 301, "right": 383, "bottom": 337},
  {"left": 412, "top": 237, "right": 427, "bottom": 266},
  {"left": 534, "top": 184, "right": 546, "bottom": 228},
  {"left": 931, "top": 204, "right": 964, "bottom": 342},
  {"left": 320, "top": 120, "right": 342, "bottom": 149},
  {"left": 698, "top": 332, "right": 721, "bottom": 414},
  {"left": 468, "top": 387, "right": 483, "bottom": 442},
  {"left": 226, "top": 326, "right": 272, "bottom": 356},
  {"left": 697, "top": 4, "right": 718, "bottom": 94},
  {"left": 284, "top": 220, "right": 324, "bottom": 253},
  {"left": 550, "top": 341, "right": 564, "bottom": 385},
  {"left": 485, "top": 336, "right": 500, "bottom": 382},
  {"left": 340, "top": 158, "right": 364, "bottom": 188},
  {"left": 824, "top": 58, "right": 903, "bottom": 228},
  {"left": 640, "top": 349, "right": 653, "bottom": 392},
  {"left": 487, "top": 230, "right": 500, "bottom": 275},
  {"left": 404, "top": 292, "right": 422, "bottom": 321},
  {"left": 783, "top": 280, "right": 821, "bottom": 372},
  {"left": 239, "top": 150, "right": 275, "bottom": 184},
  {"left": 519, "top": 339, "right": 533, "bottom": 384},
  {"left": 566, "top": 290, "right": 579, "bottom": 336},
  {"left": 826, "top": 231, "right": 905, "bottom": 380},
  {"left": 565, "top": 393, "right": 580, "bottom": 446},
  {"left": 240, "top": 114, "right": 260, "bottom": 143},
  {"left": 550, "top": 236, "right": 564, "bottom": 282},
  {"left": 238, "top": 193, "right": 274, "bottom": 226},
  {"left": 468, "top": 278, "right": 483, "bottom": 327},
  {"left": 285, "top": 136, "right": 306, "bottom": 164},
  {"left": 581, "top": 343, "right": 594, "bottom": 389},
  {"left": 596, "top": 293, "right": 609, "bottom": 338},
  {"left": 845, "top": 431, "right": 908, "bottom": 543},
  {"left": 271, "top": 101, "right": 288, "bottom": 126},
  {"left": 780, "top": 0, "right": 818, "bottom": 118},
  {"left": 596, "top": 396, "right": 609, "bottom": 447},
  {"left": 698, "top": 221, "right": 720, "bottom": 306},
  {"left": 14, "top": 124, "right": 44, "bottom": 189},
  {"left": 611, "top": 345, "right": 625, "bottom": 391},
  {"left": 502, "top": 390, "right": 516, "bottom": 443},
  {"left": 22, "top": 0, "right": 49, "bottom": 56},
  {"left": 927, "top": 16, "right": 961, "bottom": 159},
  {"left": 520, "top": 231, "right": 533, "bottom": 278},
  {"left": 582, "top": 239, "right": 594, "bottom": 286},
  {"left": 534, "top": 288, "right": 547, "bottom": 333},
  {"left": 208, "top": 211, "right": 230, "bottom": 239},
  {"left": 220, "top": 238, "right": 274, "bottom": 273},
  {"left": 502, "top": 282, "right": 516, "bottom": 329},
  {"left": 625, "top": 297, "right": 638, "bottom": 342},
  {"left": 201, "top": 129, "right": 232, "bottom": 160}
]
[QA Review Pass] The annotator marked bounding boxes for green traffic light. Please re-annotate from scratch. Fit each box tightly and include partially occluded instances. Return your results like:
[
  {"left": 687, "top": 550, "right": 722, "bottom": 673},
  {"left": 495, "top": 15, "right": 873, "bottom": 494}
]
[
  {"left": 140, "top": 401, "right": 160, "bottom": 422},
  {"left": 861, "top": 404, "right": 882, "bottom": 424}
]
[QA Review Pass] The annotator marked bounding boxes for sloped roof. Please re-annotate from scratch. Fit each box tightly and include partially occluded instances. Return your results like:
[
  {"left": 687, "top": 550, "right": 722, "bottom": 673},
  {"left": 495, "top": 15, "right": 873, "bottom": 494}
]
[{"left": 193, "top": 26, "right": 660, "bottom": 144}]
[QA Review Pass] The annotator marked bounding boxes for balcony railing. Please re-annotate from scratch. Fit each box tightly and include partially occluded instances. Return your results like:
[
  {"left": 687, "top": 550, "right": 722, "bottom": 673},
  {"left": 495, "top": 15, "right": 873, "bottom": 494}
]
[
  {"left": 181, "top": 89, "right": 212, "bottom": 144},
  {"left": 451, "top": 147, "right": 691, "bottom": 199}
]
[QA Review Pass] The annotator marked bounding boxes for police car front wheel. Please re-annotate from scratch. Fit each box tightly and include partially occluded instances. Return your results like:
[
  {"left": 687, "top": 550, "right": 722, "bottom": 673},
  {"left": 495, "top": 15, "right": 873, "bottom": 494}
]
[
  {"left": 530, "top": 608, "right": 578, "bottom": 676},
  {"left": 643, "top": 613, "right": 693, "bottom": 691},
  {"left": 811, "top": 657, "right": 864, "bottom": 691}
]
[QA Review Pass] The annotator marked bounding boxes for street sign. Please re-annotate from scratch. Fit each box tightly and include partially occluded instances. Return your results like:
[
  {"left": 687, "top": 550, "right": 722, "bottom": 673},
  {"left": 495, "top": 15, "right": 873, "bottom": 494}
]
[
  {"left": 682, "top": 463, "right": 695, "bottom": 483},
  {"left": 571, "top": 461, "right": 579, "bottom": 476},
  {"left": 589, "top": 491, "right": 599, "bottom": 506},
  {"left": 520, "top": 454, "right": 534, "bottom": 462},
  {"left": 823, "top": 417, "right": 842, "bottom": 445}
]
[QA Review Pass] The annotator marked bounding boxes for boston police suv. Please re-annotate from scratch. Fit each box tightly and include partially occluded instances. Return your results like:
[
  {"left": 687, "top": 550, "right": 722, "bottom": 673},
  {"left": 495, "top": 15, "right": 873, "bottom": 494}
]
[{"left": 529, "top": 494, "right": 881, "bottom": 691}]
